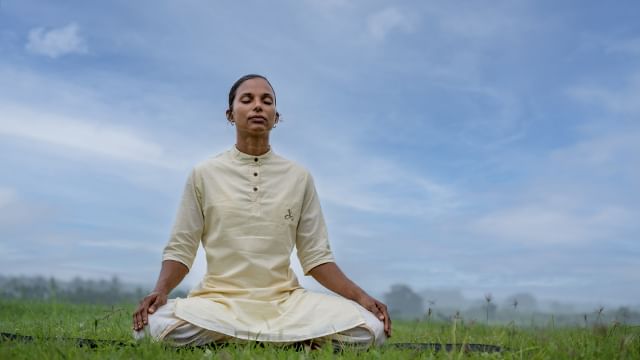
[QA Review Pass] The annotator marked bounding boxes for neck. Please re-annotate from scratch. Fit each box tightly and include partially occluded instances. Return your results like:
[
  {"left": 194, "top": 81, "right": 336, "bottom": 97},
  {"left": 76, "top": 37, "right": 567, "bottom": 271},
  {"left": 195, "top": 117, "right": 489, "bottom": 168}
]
[{"left": 235, "top": 134, "right": 271, "bottom": 156}]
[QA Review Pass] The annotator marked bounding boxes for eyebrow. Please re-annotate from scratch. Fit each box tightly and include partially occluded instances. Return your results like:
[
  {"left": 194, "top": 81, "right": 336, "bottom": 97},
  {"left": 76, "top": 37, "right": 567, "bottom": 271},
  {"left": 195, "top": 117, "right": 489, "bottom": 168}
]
[{"left": 239, "top": 92, "right": 274, "bottom": 98}]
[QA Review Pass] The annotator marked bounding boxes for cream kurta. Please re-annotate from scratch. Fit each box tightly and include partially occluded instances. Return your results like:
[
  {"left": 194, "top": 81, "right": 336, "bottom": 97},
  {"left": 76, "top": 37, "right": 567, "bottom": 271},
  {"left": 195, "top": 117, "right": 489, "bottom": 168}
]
[{"left": 162, "top": 147, "right": 366, "bottom": 342}]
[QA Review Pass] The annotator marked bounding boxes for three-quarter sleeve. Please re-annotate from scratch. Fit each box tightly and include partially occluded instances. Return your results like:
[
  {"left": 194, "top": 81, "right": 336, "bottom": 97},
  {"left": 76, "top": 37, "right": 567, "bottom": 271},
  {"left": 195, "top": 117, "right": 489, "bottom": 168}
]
[
  {"left": 162, "top": 168, "right": 204, "bottom": 270},
  {"left": 295, "top": 173, "right": 335, "bottom": 275}
]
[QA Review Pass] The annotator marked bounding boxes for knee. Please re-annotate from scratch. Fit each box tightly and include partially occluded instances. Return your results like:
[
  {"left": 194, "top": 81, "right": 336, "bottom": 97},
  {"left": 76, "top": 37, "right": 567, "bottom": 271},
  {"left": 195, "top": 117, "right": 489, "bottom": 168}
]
[
  {"left": 131, "top": 306, "right": 166, "bottom": 341},
  {"left": 356, "top": 305, "right": 387, "bottom": 346},
  {"left": 370, "top": 318, "right": 387, "bottom": 346}
]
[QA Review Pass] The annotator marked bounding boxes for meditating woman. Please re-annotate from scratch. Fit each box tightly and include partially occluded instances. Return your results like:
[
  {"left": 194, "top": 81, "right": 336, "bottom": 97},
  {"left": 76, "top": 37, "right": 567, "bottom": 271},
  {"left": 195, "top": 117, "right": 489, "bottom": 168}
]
[{"left": 132, "top": 74, "right": 391, "bottom": 348}]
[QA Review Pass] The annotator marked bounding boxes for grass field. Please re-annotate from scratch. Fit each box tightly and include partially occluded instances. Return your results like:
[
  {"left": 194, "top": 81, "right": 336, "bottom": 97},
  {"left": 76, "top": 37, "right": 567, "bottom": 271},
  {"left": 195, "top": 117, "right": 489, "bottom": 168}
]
[{"left": 1, "top": 299, "right": 639, "bottom": 359}]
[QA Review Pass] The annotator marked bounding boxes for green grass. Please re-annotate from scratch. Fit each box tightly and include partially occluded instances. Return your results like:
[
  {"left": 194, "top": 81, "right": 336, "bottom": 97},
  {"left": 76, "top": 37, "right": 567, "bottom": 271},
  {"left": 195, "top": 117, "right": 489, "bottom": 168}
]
[{"left": 1, "top": 299, "right": 639, "bottom": 359}]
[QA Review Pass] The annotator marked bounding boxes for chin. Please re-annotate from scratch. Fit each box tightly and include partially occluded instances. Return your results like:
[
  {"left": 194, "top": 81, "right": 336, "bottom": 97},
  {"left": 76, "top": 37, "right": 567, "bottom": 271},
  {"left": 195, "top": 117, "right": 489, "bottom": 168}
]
[{"left": 247, "top": 127, "right": 269, "bottom": 134}]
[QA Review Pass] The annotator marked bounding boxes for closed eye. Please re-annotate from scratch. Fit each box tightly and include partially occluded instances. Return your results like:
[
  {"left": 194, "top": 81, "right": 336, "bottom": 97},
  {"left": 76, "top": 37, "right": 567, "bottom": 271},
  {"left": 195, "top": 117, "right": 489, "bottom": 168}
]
[{"left": 262, "top": 95, "right": 274, "bottom": 105}]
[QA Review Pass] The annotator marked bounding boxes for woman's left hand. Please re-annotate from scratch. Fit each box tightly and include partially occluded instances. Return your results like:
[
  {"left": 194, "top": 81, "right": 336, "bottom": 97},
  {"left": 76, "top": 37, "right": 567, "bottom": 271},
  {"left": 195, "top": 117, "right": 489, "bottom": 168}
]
[{"left": 356, "top": 293, "right": 392, "bottom": 337}]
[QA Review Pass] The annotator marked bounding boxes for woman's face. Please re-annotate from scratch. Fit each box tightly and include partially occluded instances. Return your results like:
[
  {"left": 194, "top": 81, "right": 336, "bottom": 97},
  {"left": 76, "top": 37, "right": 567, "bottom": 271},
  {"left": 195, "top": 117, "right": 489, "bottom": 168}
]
[{"left": 227, "top": 77, "right": 278, "bottom": 135}]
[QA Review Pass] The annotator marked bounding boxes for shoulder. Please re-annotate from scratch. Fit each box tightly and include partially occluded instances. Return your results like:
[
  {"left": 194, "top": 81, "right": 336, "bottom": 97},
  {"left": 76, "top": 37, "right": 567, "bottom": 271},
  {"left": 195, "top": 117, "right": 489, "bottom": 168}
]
[
  {"left": 191, "top": 150, "right": 231, "bottom": 174},
  {"left": 180, "top": 151, "right": 230, "bottom": 190},
  {"left": 271, "top": 152, "right": 313, "bottom": 181}
]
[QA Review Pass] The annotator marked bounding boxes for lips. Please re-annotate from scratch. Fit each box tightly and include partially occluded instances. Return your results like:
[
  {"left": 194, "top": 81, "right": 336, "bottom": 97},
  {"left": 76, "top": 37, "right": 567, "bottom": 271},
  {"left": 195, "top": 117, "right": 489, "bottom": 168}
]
[{"left": 248, "top": 116, "right": 267, "bottom": 123}]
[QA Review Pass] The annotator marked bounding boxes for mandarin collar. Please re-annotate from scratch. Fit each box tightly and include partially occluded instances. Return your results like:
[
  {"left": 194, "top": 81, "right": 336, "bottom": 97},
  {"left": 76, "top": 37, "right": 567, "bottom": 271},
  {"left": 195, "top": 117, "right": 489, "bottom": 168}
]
[{"left": 231, "top": 145, "right": 273, "bottom": 163}]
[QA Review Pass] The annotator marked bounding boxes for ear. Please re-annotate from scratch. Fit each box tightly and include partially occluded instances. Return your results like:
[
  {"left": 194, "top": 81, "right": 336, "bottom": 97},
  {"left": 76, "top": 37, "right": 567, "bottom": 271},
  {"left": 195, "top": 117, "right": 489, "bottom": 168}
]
[
  {"left": 275, "top": 111, "right": 280, "bottom": 124},
  {"left": 226, "top": 109, "right": 234, "bottom": 122}
]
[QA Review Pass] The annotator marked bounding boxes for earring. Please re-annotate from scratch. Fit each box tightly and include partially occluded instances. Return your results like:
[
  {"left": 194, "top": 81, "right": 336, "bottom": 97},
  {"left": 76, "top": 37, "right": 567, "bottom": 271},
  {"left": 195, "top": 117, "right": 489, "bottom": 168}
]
[{"left": 229, "top": 121, "right": 235, "bottom": 126}]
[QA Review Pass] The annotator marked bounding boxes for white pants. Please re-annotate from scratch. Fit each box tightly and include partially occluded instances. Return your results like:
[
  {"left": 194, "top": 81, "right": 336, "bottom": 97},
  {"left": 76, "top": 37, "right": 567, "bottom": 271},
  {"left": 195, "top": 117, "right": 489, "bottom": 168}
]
[{"left": 133, "top": 299, "right": 386, "bottom": 348}]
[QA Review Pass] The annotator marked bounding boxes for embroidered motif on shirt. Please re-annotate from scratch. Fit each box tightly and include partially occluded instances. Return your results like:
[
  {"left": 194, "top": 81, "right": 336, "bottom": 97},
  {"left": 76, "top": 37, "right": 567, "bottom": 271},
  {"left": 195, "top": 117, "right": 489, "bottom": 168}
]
[{"left": 284, "top": 209, "right": 294, "bottom": 221}]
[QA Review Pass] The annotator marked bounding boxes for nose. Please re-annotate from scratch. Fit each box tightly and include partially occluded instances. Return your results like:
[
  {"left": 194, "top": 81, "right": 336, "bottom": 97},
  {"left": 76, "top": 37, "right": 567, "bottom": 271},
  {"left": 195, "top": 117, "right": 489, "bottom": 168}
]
[{"left": 253, "top": 99, "right": 263, "bottom": 112}]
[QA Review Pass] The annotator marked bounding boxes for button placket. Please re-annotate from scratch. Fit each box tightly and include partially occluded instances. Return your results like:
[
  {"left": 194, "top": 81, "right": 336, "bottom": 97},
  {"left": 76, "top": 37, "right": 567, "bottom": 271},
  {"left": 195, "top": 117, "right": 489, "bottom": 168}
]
[{"left": 249, "top": 162, "right": 260, "bottom": 202}]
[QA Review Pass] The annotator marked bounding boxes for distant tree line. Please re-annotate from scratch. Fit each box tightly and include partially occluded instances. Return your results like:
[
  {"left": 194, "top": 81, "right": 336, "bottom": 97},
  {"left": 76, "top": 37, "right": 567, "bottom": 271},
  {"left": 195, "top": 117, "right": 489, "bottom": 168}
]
[
  {"left": 383, "top": 283, "right": 640, "bottom": 326},
  {"left": 2, "top": 276, "right": 638, "bottom": 326},
  {"left": 0, "top": 275, "right": 188, "bottom": 305}
]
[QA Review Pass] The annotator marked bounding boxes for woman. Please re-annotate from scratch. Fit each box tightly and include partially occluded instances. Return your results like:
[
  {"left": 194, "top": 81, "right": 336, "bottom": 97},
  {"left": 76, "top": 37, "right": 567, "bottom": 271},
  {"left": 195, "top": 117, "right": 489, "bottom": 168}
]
[{"left": 132, "top": 74, "right": 391, "bottom": 347}]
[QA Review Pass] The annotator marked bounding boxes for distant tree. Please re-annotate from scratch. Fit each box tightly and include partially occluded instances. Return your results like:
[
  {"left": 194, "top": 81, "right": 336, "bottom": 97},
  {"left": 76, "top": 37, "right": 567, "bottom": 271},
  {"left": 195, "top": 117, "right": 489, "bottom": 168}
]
[
  {"left": 49, "top": 277, "right": 58, "bottom": 300},
  {"left": 109, "top": 276, "right": 121, "bottom": 297},
  {"left": 0, "top": 275, "right": 191, "bottom": 305},
  {"left": 32, "top": 276, "right": 49, "bottom": 300},
  {"left": 383, "top": 283, "right": 423, "bottom": 320}
]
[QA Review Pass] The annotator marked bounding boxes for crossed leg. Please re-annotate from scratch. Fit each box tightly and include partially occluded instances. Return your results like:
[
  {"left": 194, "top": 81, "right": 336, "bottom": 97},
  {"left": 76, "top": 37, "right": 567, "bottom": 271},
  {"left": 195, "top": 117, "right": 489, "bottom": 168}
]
[{"left": 133, "top": 299, "right": 386, "bottom": 348}]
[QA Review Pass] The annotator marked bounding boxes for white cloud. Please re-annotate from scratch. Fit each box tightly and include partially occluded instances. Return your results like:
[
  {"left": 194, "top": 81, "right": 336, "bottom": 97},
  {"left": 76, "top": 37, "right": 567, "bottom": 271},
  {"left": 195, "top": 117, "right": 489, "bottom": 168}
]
[
  {"left": 311, "top": 148, "right": 460, "bottom": 218},
  {"left": 468, "top": 126, "right": 640, "bottom": 247},
  {"left": 79, "top": 239, "right": 161, "bottom": 254},
  {"left": 276, "top": 106, "right": 462, "bottom": 220},
  {"left": 563, "top": 79, "right": 640, "bottom": 177},
  {"left": 470, "top": 205, "right": 634, "bottom": 246},
  {"left": 0, "top": 103, "right": 179, "bottom": 169},
  {"left": 25, "top": 23, "right": 88, "bottom": 58},
  {"left": 367, "top": 7, "right": 416, "bottom": 41}
]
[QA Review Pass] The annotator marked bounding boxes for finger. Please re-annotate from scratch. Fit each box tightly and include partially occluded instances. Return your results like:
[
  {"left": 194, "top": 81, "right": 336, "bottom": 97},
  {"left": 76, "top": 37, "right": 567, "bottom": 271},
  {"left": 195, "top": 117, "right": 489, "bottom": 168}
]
[
  {"left": 374, "top": 303, "right": 391, "bottom": 336},
  {"left": 365, "top": 302, "right": 380, "bottom": 316},
  {"left": 138, "top": 306, "right": 148, "bottom": 327},
  {"left": 384, "top": 316, "right": 391, "bottom": 337},
  {"left": 134, "top": 311, "right": 143, "bottom": 331},
  {"left": 383, "top": 321, "right": 391, "bottom": 338},
  {"left": 148, "top": 296, "right": 163, "bottom": 314},
  {"left": 373, "top": 302, "right": 384, "bottom": 318},
  {"left": 136, "top": 299, "right": 152, "bottom": 329},
  {"left": 141, "top": 303, "right": 150, "bottom": 325},
  {"left": 142, "top": 294, "right": 160, "bottom": 322},
  {"left": 369, "top": 304, "right": 385, "bottom": 321}
]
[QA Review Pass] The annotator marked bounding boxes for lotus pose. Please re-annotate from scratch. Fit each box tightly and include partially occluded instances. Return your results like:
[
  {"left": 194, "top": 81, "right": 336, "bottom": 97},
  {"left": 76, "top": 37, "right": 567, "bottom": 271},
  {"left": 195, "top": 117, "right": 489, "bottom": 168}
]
[{"left": 132, "top": 74, "right": 391, "bottom": 348}]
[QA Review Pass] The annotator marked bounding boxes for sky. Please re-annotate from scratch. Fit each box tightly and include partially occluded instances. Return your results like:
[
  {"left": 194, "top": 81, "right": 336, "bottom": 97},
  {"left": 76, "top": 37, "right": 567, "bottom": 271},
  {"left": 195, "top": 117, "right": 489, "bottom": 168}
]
[{"left": 1, "top": 0, "right": 639, "bottom": 308}]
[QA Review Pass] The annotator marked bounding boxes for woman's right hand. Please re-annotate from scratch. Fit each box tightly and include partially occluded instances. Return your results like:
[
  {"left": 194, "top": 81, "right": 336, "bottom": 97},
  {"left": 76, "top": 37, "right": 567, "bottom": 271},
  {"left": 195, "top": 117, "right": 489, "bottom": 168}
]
[
  {"left": 132, "top": 291, "right": 168, "bottom": 331},
  {"left": 133, "top": 260, "right": 189, "bottom": 331}
]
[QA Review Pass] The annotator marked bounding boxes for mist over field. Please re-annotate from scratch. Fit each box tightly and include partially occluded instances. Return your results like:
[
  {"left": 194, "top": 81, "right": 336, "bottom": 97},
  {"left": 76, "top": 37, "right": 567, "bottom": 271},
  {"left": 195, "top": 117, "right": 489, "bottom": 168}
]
[{"left": 2, "top": 274, "right": 638, "bottom": 328}]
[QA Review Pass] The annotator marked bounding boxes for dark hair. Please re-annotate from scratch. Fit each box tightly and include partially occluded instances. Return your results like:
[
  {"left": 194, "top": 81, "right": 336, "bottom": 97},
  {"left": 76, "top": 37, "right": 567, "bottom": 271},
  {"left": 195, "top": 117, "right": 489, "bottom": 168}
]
[{"left": 228, "top": 74, "right": 276, "bottom": 110}]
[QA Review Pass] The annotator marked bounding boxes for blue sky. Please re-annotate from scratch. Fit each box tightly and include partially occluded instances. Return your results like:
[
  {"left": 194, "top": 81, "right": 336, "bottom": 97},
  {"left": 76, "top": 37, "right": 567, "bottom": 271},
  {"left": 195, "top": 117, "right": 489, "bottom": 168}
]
[{"left": 1, "top": 0, "right": 639, "bottom": 307}]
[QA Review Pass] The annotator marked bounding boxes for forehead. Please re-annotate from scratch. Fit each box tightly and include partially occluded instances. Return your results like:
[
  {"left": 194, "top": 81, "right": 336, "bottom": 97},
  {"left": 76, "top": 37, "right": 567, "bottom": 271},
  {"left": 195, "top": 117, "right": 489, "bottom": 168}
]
[{"left": 236, "top": 78, "right": 274, "bottom": 97}]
